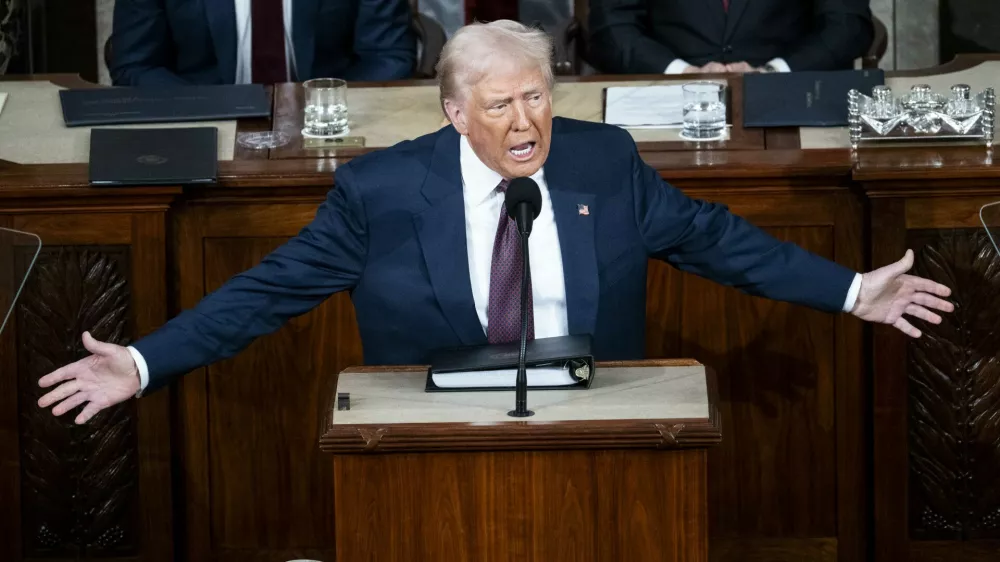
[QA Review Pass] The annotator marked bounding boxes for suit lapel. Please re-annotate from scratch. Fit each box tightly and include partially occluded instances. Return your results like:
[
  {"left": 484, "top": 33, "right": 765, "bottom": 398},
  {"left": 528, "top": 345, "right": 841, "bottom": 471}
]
[
  {"left": 723, "top": 0, "right": 750, "bottom": 42},
  {"left": 205, "top": 0, "right": 237, "bottom": 83},
  {"left": 413, "top": 128, "right": 488, "bottom": 347},
  {"left": 292, "top": 0, "right": 319, "bottom": 80},
  {"left": 544, "top": 122, "right": 599, "bottom": 337}
]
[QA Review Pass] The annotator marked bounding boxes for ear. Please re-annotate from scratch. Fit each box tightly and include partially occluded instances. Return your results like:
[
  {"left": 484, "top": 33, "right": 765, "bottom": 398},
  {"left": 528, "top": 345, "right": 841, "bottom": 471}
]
[{"left": 443, "top": 98, "right": 469, "bottom": 135}]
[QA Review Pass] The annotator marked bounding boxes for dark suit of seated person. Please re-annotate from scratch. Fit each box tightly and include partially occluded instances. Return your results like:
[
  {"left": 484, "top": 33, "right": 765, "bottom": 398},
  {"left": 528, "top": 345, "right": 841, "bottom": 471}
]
[
  {"left": 587, "top": 0, "right": 875, "bottom": 75},
  {"left": 37, "top": 20, "right": 951, "bottom": 424},
  {"left": 109, "top": 0, "right": 417, "bottom": 86}
]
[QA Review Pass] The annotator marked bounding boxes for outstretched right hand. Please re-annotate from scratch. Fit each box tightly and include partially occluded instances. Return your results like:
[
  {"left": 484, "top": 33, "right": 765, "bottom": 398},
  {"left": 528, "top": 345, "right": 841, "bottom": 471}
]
[{"left": 37, "top": 331, "right": 141, "bottom": 424}]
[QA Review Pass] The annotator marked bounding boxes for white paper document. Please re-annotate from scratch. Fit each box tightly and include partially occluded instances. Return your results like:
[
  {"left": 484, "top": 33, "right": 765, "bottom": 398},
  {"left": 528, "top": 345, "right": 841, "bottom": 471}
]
[
  {"left": 431, "top": 366, "right": 579, "bottom": 389},
  {"left": 604, "top": 85, "right": 686, "bottom": 128}
]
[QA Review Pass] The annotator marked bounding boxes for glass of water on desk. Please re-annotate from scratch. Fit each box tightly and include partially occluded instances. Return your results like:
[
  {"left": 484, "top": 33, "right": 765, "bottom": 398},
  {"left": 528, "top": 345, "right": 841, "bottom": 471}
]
[
  {"left": 681, "top": 82, "right": 726, "bottom": 141},
  {"left": 302, "top": 78, "right": 349, "bottom": 137}
]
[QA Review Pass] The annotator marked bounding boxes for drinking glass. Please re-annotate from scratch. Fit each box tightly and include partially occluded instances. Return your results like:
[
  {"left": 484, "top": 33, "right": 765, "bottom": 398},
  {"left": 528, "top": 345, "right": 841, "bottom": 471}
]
[
  {"left": 302, "top": 78, "right": 349, "bottom": 137},
  {"left": 681, "top": 82, "right": 726, "bottom": 140}
]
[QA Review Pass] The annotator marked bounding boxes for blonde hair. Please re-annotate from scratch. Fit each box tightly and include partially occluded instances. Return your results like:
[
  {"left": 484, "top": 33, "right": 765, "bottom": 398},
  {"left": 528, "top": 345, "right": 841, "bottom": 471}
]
[{"left": 436, "top": 20, "right": 554, "bottom": 111}]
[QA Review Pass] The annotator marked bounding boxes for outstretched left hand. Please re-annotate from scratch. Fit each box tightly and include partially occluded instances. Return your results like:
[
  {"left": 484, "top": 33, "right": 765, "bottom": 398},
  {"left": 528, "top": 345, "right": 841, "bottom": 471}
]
[{"left": 851, "top": 249, "right": 954, "bottom": 337}]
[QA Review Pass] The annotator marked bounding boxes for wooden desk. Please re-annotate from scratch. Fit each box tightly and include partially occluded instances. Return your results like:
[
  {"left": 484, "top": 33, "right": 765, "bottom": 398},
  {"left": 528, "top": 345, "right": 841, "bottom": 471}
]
[
  {"left": 323, "top": 361, "right": 721, "bottom": 562},
  {"left": 1, "top": 56, "right": 998, "bottom": 562}
]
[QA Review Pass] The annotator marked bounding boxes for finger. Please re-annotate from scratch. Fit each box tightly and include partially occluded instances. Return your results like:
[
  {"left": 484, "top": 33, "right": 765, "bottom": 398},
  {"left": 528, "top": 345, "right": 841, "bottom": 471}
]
[
  {"left": 884, "top": 249, "right": 915, "bottom": 277},
  {"left": 82, "top": 331, "right": 120, "bottom": 358},
  {"left": 51, "top": 392, "right": 90, "bottom": 417},
  {"left": 911, "top": 292, "right": 955, "bottom": 312},
  {"left": 907, "top": 277, "right": 953, "bottom": 298},
  {"left": 37, "top": 380, "right": 81, "bottom": 408},
  {"left": 38, "top": 363, "right": 81, "bottom": 388},
  {"left": 894, "top": 316, "right": 922, "bottom": 338},
  {"left": 905, "top": 304, "right": 942, "bottom": 325},
  {"left": 75, "top": 401, "right": 105, "bottom": 425}
]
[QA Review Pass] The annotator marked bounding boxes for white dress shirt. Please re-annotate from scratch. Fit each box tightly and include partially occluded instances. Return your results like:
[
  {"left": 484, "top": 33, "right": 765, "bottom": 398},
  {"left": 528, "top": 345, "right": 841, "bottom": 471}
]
[
  {"left": 127, "top": 136, "right": 862, "bottom": 394},
  {"left": 460, "top": 135, "right": 570, "bottom": 340},
  {"left": 233, "top": 0, "right": 297, "bottom": 84}
]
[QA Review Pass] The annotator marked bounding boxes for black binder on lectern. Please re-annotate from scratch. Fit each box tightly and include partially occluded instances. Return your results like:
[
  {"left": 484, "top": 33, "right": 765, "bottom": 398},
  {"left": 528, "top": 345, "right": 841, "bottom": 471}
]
[{"left": 424, "top": 334, "right": 595, "bottom": 392}]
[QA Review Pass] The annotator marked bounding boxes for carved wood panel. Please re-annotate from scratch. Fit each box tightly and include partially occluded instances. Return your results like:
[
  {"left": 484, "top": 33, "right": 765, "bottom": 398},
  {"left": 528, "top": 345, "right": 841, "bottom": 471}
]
[
  {"left": 15, "top": 246, "right": 139, "bottom": 557},
  {"left": 907, "top": 229, "right": 1000, "bottom": 541}
]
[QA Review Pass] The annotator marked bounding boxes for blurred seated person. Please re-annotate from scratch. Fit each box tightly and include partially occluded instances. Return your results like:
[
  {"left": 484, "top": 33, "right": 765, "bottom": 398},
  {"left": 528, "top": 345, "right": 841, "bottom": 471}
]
[
  {"left": 109, "top": 0, "right": 417, "bottom": 86},
  {"left": 587, "top": 0, "right": 874, "bottom": 74}
]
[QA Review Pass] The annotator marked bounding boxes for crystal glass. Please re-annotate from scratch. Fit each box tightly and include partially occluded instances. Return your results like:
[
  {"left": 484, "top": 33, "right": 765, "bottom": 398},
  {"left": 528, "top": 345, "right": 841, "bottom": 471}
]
[
  {"left": 681, "top": 82, "right": 726, "bottom": 140},
  {"left": 859, "top": 85, "right": 906, "bottom": 136},
  {"left": 302, "top": 78, "right": 349, "bottom": 137},
  {"left": 902, "top": 84, "right": 947, "bottom": 134}
]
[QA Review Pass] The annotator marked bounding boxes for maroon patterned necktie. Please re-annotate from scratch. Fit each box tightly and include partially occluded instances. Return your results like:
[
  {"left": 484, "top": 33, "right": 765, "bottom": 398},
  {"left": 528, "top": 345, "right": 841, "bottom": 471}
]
[
  {"left": 722, "top": 0, "right": 729, "bottom": 11},
  {"left": 487, "top": 179, "right": 535, "bottom": 344},
  {"left": 251, "top": 0, "right": 288, "bottom": 84}
]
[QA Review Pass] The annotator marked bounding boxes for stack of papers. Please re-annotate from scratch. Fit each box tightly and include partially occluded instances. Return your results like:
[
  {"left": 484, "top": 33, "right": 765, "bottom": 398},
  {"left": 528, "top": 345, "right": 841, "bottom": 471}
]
[{"left": 604, "top": 85, "right": 686, "bottom": 129}]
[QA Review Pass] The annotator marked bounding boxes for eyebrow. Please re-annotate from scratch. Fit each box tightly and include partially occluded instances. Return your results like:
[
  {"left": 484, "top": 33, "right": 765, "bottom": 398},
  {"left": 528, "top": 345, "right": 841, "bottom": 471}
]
[{"left": 482, "top": 89, "right": 544, "bottom": 107}]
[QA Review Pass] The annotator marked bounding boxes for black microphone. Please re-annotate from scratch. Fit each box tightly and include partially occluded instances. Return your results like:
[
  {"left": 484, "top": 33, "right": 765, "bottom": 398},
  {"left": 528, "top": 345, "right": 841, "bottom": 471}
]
[
  {"left": 505, "top": 177, "right": 543, "bottom": 236},
  {"left": 504, "top": 177, "right": 542, "bottom": 418}
]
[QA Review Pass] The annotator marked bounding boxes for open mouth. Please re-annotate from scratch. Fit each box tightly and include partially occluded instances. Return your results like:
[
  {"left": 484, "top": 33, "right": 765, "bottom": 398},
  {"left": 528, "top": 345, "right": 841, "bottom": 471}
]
[{"left": 509, "top": 141, "right": 536, "bottom": 161}]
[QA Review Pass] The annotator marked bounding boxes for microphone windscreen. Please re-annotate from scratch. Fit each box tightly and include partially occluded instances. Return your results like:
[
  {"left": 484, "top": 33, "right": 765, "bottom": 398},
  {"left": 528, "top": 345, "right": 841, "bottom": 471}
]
[{"left": 505, "top": 177, "right": 543, "bottom": 220}]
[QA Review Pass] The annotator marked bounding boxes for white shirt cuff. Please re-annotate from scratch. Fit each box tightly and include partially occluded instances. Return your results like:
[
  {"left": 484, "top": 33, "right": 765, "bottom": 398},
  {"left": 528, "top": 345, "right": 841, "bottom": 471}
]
[
  {"left": 664, "top": 59, "right": 692, "bottom": 74},
  {"left": 842, "top": 273, "right": 862, "bottom": 313},
  {"left": 127, "top": 345, "right": 149, "bottom": 396},
  {"left": 766, "top": 58, "right": 791, "bottom": 72}
]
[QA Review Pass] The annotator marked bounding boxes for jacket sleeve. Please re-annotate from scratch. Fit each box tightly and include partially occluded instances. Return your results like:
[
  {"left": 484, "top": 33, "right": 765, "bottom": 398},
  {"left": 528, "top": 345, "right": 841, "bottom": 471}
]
[
  {"left": 628, "top": 132, "right": 856, "bottom": 312},
  {"left": 781, "top": 0, "right": 875, "bottom": 70},
  {"left": 586, "top": 0, "right": 681, "bottom": 74},
  {"left": 342, "top": 0, "right": 416, "bottom": 80},
  {"left": 132, "top": 166, "right": 369, "bottom": 392},
  {"left": 109, "top": 0, "right": 190, "bottom": 86}
]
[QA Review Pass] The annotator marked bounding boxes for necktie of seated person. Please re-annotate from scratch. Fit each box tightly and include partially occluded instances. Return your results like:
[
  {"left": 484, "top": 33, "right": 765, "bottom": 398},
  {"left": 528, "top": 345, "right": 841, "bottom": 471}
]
[
  {"left": 487, "top": 179, "right": 535, "bottom": 344},
  {"left": 251, "top": 0, "right": 288, "bottom": 84},
  {"left": 722, "top": 0, "right": 729, "bottom": 11}
]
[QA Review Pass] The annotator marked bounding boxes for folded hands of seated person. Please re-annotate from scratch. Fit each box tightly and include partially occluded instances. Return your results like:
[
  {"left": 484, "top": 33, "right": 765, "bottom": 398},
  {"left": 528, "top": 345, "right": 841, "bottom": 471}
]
[{"left": 683, "top": 61, "right": 765, "bottom": 74}]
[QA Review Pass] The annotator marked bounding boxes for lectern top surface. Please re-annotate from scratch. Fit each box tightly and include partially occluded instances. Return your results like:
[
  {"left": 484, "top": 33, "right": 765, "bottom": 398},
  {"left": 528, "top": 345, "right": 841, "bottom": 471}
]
[{"left": 331, "top": 363, "right": 709, "bottom": 426}]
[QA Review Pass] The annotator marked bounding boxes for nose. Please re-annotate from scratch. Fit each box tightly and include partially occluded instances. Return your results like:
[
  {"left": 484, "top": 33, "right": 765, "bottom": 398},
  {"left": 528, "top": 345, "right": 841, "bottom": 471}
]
[{"left": 511, "top": 101, "right": 530, "bottom": 132}]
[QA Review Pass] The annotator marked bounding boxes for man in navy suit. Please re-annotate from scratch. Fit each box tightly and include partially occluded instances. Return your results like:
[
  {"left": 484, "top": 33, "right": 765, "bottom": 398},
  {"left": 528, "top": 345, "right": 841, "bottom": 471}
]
[
  {"left": 40, "top": 20, "right": 952, "bottom": 424},
  {"left": 109, "top": 0, "right": 416, "bottom": 86},
  {"left": 587, "top": 0, "right": 874, "bottom": 74}
]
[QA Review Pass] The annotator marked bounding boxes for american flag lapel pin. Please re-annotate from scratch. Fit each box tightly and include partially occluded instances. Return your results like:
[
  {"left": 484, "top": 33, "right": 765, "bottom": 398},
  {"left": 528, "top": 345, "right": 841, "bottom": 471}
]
[{"left": 577, "top": 204, "right": 589, "bottom": 216}]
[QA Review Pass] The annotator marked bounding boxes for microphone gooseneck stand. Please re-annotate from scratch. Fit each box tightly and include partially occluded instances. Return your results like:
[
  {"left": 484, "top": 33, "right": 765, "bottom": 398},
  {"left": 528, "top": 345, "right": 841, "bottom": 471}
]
[{"left": 507, "top": 229, "right": 534, "bottom": 418}]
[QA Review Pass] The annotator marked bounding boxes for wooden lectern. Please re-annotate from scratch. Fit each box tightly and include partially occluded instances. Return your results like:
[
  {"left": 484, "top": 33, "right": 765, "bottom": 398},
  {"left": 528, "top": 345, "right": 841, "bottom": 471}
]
[{"left": 320, "top": 360, "right": 721, "bottom": 562}]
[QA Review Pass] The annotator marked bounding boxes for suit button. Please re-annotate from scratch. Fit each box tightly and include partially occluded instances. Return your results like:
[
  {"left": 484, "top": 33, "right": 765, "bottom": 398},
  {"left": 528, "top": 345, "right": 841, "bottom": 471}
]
[{"left": 723, "top": 45, "right": 733, "bottom": 53}]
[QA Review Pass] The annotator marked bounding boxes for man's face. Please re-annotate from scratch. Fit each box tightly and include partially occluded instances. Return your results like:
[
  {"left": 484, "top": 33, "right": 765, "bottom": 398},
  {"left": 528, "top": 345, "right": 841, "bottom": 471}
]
[{"left": 445, "top": 62, "right": 553, "bottom": 179}]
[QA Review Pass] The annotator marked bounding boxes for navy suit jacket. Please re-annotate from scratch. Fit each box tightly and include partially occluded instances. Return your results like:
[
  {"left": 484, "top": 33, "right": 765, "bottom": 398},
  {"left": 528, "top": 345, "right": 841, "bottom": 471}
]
[
  {"left": 132, "top": 117, "right": 856, "bottom": 393},
  {"left": 109, "top": 0, "right": 416, "bottom": 86}
]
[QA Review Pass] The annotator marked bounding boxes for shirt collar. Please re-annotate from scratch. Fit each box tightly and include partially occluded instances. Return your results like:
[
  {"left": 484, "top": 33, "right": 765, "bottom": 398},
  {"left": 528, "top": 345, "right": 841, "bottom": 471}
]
[{"left": 459, "top": 134, "right": 546, "bottom": 206}]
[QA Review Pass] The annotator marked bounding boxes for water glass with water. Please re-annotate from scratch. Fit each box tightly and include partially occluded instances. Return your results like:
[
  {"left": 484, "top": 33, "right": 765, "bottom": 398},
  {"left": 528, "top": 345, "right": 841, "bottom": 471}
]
[
  {"left": 682, "top": 82, "right": 726, "bottom": 140},
  {"left": 303, "top": 78, "right": 349, "bottom": 137}
]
